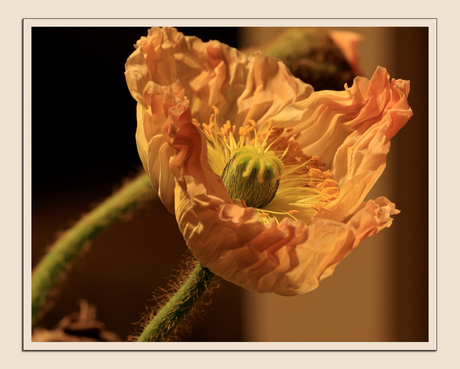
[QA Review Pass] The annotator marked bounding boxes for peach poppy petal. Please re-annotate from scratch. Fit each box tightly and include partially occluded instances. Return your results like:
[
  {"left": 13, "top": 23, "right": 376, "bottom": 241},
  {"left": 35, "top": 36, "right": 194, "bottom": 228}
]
[
  {"left": 126, "top": 27, "right": 312, "bottom": 209},
  {"left": 324, "top": 70, "right": 412, "bottom": 220},
  {"left": 133, "top": 82, "right": 185, "bottom": 212},
  {"left": 270, "top": 66, "right": 412, "bottom": 221},
  {"left": 232, "top": 52, "right": 313, "bottom": 128},
  {"left": 127, "top": 27, "right": 312, "bottom": 127},
  {"left": 273, "top": 196, "right": 399, "bottom": 295},
  {"left": 125, "top": 48, "right": 151, "bottom": 107}
]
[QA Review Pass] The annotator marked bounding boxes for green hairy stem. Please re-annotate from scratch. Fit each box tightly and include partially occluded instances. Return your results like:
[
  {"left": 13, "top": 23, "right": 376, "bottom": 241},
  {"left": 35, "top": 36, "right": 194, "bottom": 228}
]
[
  {"left": 137, "top": 262, "right": 214, "bottom": 342},
  {"left": 31, "top": 173, "right": 153, "bottom": 328}
]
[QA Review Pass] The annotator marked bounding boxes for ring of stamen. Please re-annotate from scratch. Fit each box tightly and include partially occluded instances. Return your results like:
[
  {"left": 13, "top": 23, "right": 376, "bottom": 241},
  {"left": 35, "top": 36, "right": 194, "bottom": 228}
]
[{"left": 194, "top": 107, "right": 340, "bottom": 224}]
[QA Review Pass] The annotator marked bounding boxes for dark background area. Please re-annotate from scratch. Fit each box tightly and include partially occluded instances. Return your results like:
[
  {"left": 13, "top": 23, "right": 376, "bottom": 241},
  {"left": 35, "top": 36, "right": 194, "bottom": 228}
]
[
  {"left": 32, "top": 27, "right": 240, "bottom": 205},
  {"left": 390, "top": 27, "right": 430, "bottom": 342},
  {"left": 31, "top": 27, "right": 243, "bottom": 341}
]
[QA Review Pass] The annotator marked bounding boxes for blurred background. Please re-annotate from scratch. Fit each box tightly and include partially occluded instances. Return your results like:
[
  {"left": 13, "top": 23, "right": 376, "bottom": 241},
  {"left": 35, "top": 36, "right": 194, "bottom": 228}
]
[{"left": 31, "top": 26, "right": 429, "bottom": 342}]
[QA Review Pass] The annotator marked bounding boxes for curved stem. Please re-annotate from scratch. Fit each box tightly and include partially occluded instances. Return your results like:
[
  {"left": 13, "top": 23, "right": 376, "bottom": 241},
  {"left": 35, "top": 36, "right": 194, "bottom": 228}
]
[
  {"left": 32, "top": 173, "right": 153, "bottom": 328},
  {"left": 137, "top": 262, "right": 214, "bottom": 342}
]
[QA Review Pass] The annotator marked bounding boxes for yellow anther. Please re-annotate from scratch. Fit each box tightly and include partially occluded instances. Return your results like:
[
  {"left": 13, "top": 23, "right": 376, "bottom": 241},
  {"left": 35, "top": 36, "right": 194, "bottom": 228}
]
[{"left": 194, "top": 108, "right": 340, "bottom": 223}]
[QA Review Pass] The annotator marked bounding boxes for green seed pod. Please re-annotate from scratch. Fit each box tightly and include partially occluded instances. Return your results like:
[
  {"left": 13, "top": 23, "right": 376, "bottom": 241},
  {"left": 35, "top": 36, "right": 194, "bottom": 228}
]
[{"left": 221, "top": 145, "right": 284, "bottom": 208}]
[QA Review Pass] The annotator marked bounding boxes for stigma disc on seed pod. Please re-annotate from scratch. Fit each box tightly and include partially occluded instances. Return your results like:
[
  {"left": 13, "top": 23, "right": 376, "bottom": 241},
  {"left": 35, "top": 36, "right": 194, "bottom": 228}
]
[{"left": 221, "top": 145, "right": 284, "bottom": 208}]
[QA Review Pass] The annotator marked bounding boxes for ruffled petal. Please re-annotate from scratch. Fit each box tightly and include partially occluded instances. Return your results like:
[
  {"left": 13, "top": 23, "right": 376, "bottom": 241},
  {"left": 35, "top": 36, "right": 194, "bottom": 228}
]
[
  {"left": 325, "top": 69, "right": 412, "bottom": 220},
  {"left": 270, "top": 66, "right": 412, "bottom": 221},
  {"left": 134, "top": 82, "right": 185, "bottom": 212},
  {"left": 126, "top": 27, "right": 313, "bottom": 210},
  {"left": 275, "top": 196, "right": 399, "bottom": 295}
]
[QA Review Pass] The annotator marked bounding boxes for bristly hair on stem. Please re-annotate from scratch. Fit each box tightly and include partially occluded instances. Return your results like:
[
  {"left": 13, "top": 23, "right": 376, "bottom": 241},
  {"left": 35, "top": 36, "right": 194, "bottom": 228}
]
[
  {"left": 129, "top": 254, "right": 218, "bottom": 342},
  {"left": 32, "top": 172, "right": 154, "bottom": 328}
]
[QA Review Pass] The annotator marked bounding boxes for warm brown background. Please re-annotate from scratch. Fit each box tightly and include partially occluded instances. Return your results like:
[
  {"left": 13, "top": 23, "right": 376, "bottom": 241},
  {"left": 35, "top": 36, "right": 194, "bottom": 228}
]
[{"left": 31, "top": 26, "right": 429, "bottom": 342}]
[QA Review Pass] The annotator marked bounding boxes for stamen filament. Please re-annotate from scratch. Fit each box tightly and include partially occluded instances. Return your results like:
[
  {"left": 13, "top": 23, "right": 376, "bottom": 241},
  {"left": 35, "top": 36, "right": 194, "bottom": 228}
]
[{"left": 194, "top": 107, "right": 339, "bottom": 225}]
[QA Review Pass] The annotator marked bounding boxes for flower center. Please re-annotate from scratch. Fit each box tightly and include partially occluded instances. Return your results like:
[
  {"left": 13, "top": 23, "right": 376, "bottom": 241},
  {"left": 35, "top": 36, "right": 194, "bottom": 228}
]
[
  {"left": 193, "top": 107, "right": 340, "bottom": 225},
  {"left": 221, "top": 145, "right": 284, "bottom": 208}
]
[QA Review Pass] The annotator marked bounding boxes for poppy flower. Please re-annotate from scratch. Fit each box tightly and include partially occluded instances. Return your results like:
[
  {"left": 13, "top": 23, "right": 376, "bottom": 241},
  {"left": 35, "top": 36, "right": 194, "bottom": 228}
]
[{"left": 125, "top": 27, "right": 412, "bottom": 296}]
